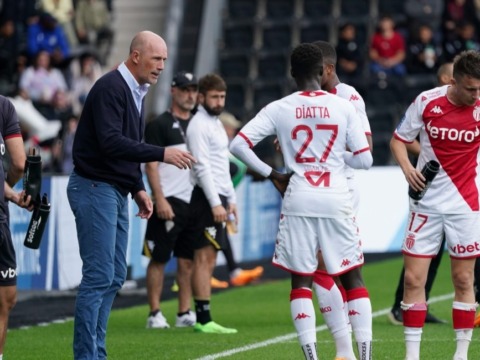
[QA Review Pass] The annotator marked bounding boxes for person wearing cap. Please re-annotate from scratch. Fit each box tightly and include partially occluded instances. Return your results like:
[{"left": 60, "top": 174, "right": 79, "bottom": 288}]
[{"left": 143, "top": 71, "right": 199, "bottom": 329}]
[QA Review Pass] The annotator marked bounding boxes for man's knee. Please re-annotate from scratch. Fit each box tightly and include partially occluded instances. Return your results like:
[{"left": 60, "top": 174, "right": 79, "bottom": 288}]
[{"left": 0, "top": 287, "right": 17, "bottom": 313}]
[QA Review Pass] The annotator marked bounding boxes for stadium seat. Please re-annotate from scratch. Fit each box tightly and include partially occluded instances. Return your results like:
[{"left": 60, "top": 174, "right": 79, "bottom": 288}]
[
  {"left": 402, "top": 74, "right": 437, "bottom": 104},
  {"left": 378, "top": 0, "right": 404, "bottom": 16},
  {"left": 223, "top": 24, "right": 255, "bottom": 49},
  {"left": 300, "top": 22, "right": 331, "bottom": 43},
  {"left": 226, "top": 82, "right": 247, "bottom": 110},
  {"left": 253, "top": 82, "right": 284, "bottom": 111},
  {"left": 303, "top": 0, "right": 334, "bottom": 20},
  {"left": 265, "top": 0, "right": 295, "bottom": 20},
  {"left": 368, "top": 109, "right": 397, "bottom": 165},
  {"left": 340, "top": 0, "right": 370, "bottom": 17},
  {"left": 262, "top": 24, "right": 292, "bottom": 49},
  {"left": 257, "top": 52, "right": 288, "bottom": 80},
  {"left": 364, "top": 79, "right": 403, "bottom": 110},
  {"left": 378, "top": 0, "right": 407, "bottom": 24},
  {"left": 219, "top": 53, "right": 250, "bottom": 79},
  {"left": 228, "top": 0, "right": 258, "bottom": 20}
]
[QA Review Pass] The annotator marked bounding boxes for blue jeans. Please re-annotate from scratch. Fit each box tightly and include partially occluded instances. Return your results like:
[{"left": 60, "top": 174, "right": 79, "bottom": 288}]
[{"left": 67, "top": 172, "right": 129, "bottom": 360}]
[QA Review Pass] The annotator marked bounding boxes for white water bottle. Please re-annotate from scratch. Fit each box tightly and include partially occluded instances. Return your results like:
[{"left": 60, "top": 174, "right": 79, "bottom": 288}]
[{"left": 226, "top": 213, "right": 238, "bottom": 234}]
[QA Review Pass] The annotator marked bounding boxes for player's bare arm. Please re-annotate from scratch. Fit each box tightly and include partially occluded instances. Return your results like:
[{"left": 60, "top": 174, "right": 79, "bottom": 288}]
[
  {"left": 390, "top": 137, "right": 425, "bottom": 192},
  {"left": 5, "top": 184, "right": 34, "bottom": 211}
]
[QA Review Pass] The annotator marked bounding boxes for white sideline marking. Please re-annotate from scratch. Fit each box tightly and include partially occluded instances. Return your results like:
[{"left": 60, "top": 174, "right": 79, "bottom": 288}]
[{"left": 194, "top": 292, "right": 454, "bottom": 360}]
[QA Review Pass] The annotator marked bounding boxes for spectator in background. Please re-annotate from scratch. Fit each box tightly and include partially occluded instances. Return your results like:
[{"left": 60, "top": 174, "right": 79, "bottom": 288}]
[
  {"left": 0, "top": 11, "right": 18, "bottom": 94},
  {"left": 60, "top": 113, "right": 78, "bottom": 174},
  {"left": 442, "top": 0, "right": 476, "bottom": 42},
  {"left": 75, "top": 0, "right": 113, "bottom": 65},
  {"left": 19, "top": 50, "right": 71, "bottom": 120},
  {"left": 0, "top": 0, "right": 39, "bottom": 63},
  {"left": 336, "top": 22, "right": 364, "bottom": 85},
  {"left": 404, "top": 0, "right": 444, "bottom": 41},
  {"left": 69, "top": 51, "right": 102, "bottom": 115},
  {"left": 407, "top": 24, "right": 443, "bottom": 74},
  {"left": 40, "top": 0, "right": 78, "bottom": 48},
  {"left": 443, "top": 20, "right": 480, "bottom": 61},
  {"left": 27, "top": 12, "right": 70, "bottom": 67},
  {"left": 369, "top": 15, "right": 407, "bottom": 77}
]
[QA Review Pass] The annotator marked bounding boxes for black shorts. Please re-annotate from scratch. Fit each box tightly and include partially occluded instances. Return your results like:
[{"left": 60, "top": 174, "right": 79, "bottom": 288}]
[
  {"left": 142, "top": 197, "right": 196, "bottom": 263},
  {"left": 0, "top": 222, "right": 16, "bottom": 286},
  {"left": 189, "top": 186, "right": 228, "bottom": 251}
]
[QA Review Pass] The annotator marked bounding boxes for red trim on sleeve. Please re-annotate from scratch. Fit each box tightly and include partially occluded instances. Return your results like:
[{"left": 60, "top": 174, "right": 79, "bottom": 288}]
[
  {"left": 290, "top": 288, "right": 313, "bottom": 301},
  {"left": 365, "top": 132, "right": 372, "bottom": 136},
  {"left": 352, "top": 147, "right": 370, "bottom": 155},
  {"left": 393, "top": 132, "right": 414, "bottom": 144},
  {"left": 238, "top": 132, "right": 254, "bottom": 148},
  {"left": 4, "top": 133, "right": 22, "bottom": 140}
]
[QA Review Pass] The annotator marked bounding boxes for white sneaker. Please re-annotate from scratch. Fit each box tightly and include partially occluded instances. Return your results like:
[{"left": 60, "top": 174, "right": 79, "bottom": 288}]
[
  {"left": 175, "top": 310, "right": 196, "bottom": 327},
  {"left": 146, "top": 311, "right": 170, "bottom": 329}
]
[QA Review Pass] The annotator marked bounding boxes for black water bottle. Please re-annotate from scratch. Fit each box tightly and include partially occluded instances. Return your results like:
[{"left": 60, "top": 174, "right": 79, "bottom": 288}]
[{"left": 408, "top": 160, "right": 440, "bottom": 201}]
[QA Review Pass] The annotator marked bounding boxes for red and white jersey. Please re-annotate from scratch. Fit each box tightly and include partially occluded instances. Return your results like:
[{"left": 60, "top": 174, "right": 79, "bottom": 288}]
[
  {"left": 331, "top": 82, "right": 372, "bottom": 180},
  {"left": 331, "top": 83, "right": 371, "bottom": 136},
  {"left": 394, "top": 85, "right": 480, "bottom": 213},
  {"left": 233, "top": 90, "right": 370, "bottom": 218}
]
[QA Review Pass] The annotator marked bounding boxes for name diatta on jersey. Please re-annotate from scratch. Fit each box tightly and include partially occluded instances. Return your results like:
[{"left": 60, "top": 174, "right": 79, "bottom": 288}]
[{"left": 296, "top": 106, "right": 330, "bottom": 119}]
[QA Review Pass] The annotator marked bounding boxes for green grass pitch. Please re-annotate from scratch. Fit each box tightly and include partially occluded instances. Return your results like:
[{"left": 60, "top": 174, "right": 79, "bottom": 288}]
[{"left": 6, "top": 255, "right": 480, "bottom": 359}]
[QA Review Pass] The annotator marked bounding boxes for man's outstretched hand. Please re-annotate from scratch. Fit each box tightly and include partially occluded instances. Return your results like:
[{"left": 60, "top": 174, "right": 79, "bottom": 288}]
[
  {"left": 268, "top": 169, "right": 292, "bottom": 197},
  {"left": 164, "top": 148, "right": 197, "bottom": 169}
]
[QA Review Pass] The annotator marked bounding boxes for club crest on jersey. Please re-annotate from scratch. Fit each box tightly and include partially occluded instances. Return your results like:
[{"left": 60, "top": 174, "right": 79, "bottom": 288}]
[{"left": 473, "top": 106, "right": 480, "bottom": 121}]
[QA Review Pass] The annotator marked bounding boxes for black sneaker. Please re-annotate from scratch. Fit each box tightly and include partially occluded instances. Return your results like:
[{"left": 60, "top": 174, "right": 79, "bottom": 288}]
[
  {"left": 387, "top": 307, "right": 403, "bottom": 325},
  {"left": 425, "top": 312, "right": 447, "bottom": 324}
]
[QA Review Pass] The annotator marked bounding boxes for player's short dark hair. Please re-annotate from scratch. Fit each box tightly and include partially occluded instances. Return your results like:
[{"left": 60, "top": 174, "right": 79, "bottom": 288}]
[
  {"left": 453, "top": 50, "right": 480, "bottom": 80},
  {"left": 198, "top": 73, "right": 227, "bottom": 95},
  {"left": 312, "top": 40, "right": 337, "bottom": 65},
  {"left": 290, "top": 43, "right": 323, "bottom": 79}
]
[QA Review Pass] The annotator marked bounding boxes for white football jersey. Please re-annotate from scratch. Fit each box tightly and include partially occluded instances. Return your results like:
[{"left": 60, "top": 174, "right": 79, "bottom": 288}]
[
  {"left": 394, "top": 85, "right": 480, "bottom": 213},
  {"left": 236, "top": 90, "right": 370, "bottom": 217},
  {"left": 331, "top": 83, "right": 371, "bottom": 136},
  {"left": 331, "top": 83, "right": 372, "bottom": 180}
]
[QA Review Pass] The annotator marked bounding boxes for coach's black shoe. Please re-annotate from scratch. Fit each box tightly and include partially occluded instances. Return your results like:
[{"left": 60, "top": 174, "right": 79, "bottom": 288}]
[
  {"left": 387, "top": 307, "right": 403, "bottom": 325},
  {"left": 425, "top": 312, "right": 447, "bottom": 324}
]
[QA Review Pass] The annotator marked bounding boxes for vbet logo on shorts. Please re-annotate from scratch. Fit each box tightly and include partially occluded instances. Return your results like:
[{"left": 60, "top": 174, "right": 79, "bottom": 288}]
[
  {"left": 450, "top": 242, "right": 480, "bottom": 255},
  {"left": 0, "top": 267, "right": 17, "bottom": 279}
]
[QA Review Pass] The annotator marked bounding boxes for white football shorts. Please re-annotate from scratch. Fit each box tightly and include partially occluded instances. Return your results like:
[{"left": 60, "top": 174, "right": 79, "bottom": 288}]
[
  {"left": 402, "top": 211, "right": 480, "bottom": 259},
  {"left": 272, "top": 214, "right": 365, "bottom": 276}
]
